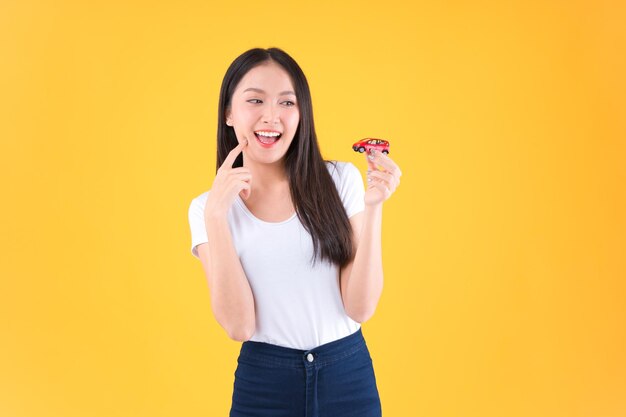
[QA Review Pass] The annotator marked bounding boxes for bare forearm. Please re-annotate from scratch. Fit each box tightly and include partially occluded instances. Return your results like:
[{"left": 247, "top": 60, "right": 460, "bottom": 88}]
[
  {"left": 344, "top": 204, "right": 384, "bottom": 322},
  {"left": 204, "top": 216, "right": 256, "bottom": 340}
]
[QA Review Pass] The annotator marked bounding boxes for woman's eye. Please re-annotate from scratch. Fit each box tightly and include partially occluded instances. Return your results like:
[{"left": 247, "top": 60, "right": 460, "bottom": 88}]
[
  {"left": 247, "top": 99, "right": 262, "bottom": 104},
  {"left": 283, "top": 101, "right": 296, "bottom": 107}
]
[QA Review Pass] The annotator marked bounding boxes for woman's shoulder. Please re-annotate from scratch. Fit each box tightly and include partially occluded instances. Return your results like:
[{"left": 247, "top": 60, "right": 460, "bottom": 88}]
[
  {"left": 188, "top": 190, "right": 211, "bottom": 213},
  {"left": 324, "top": 160, "right": 363, "bottom": 201},
  {"left": 324, "top": 160, "right": 359, "bottom": 181},
  {"left": 324, "top": 160, "right": 364, "bottom": 215}
]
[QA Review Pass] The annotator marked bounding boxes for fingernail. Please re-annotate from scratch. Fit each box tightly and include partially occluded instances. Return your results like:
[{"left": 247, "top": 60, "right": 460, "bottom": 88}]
[{"left": 368, "top": 154, "right": 375, "bottom": 160}]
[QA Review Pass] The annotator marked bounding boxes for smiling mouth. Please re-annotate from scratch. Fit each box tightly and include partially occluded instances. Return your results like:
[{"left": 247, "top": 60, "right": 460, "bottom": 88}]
[{"left": 254, "top": 131, "right": 282, "bottom": 145}]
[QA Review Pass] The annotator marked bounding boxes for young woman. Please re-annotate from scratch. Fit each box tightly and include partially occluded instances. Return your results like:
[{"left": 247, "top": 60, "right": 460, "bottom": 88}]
[{"left": 188, "top": 47, "right": 401, "bottom": 417}]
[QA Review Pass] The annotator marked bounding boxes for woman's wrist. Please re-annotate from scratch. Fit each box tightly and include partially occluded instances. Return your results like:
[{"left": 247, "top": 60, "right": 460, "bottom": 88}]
[
  {"left": 204, "top": 207, "right": 229, "bottom": 225},
  {"left": 363, "top": 203, "right": 383, "bottom": 219}
]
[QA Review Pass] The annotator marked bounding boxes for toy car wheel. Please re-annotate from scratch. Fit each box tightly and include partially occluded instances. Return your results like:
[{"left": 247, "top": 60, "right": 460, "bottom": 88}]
[
  {"left": 358, "top": 147, "right": 365, "bottom": 153},
  {"left": 382, "top": 150, "right": 389, "bottom": 155}
]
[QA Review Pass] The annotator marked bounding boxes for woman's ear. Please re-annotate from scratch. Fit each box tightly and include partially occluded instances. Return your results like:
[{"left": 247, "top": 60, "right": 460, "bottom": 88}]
[{"left": 225, "top": 110, "right": 233, "bottom": 126}]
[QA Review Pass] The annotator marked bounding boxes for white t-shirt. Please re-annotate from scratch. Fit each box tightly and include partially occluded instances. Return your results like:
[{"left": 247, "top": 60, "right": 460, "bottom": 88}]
[{"left": 188, "top": 160, "right": 365, "bottom": 350}]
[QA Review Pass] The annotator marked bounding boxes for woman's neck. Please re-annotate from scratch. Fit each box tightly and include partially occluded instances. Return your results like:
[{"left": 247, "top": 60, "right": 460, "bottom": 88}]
[{"left": 246, "top": 160, "right": 290, "bottom": 194}]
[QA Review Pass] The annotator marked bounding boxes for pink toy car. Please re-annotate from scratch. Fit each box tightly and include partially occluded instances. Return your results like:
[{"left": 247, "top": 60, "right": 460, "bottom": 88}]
[{"left": 352, "top": 138, "right": 390, "bottom": 155}]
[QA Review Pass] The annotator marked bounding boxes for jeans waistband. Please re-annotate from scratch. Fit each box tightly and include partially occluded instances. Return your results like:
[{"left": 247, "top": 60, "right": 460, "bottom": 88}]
[{"left": 238, "top": 328, "right": 367, "bottom": 369}]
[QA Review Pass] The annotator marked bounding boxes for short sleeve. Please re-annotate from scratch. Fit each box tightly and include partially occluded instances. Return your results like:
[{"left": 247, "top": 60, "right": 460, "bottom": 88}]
[
  {"left": 188, "top": 193, "right": 209, "bottom": 259},
  {"left": 336, "top": 162, "right": 365, "bottom": 218}
]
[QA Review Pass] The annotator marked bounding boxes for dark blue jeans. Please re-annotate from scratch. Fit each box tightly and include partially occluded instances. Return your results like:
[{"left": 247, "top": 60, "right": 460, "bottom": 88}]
[{"left": 229, "top": 328, "right": 382, "bottom": 417}]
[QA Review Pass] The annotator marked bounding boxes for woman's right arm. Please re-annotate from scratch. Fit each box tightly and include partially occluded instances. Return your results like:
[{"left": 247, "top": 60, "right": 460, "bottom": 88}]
[
  {"left": 198, "top": 140, "right": 256, "bottom": 342},
  {"left": 197, "top": 218, "right": 255, "bottom": 342}
]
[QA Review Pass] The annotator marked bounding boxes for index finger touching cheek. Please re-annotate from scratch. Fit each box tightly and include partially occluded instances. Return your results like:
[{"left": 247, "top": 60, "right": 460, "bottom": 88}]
[{"left": 222, "top": 139, "right": 248, "bottom": 168}]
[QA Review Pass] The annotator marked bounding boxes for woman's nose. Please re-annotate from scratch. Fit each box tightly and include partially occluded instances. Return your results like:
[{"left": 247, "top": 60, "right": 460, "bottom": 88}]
[{"left": 262, "top": 104, "right": 280, "bottom": 124}]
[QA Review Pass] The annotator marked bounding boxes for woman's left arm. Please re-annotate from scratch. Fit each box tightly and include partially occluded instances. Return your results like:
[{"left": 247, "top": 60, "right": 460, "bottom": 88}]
[{"left": 340, "top": 150, "right": 402, "bottom": 323}]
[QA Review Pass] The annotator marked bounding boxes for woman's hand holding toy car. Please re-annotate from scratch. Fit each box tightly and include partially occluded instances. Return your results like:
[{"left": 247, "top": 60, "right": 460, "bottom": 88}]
[{"left": 364, "top": 149, "right": 401, "bottom": 206}]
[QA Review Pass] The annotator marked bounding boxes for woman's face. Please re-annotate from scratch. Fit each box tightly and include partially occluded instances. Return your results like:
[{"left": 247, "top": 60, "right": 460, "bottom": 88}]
[{"left": 226, "top": 61, "right": 300, "bottom": 166}]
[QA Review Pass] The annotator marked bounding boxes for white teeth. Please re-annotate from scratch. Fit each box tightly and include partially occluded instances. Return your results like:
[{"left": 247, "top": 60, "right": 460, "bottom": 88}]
[{"left": 255, "top": 131, "right": 281, "bottom": 137}]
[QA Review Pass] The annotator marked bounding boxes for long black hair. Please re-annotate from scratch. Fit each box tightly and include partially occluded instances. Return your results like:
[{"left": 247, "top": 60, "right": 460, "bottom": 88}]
[{"left": 216, "top": 47, "right": 354, "bottom": 268}]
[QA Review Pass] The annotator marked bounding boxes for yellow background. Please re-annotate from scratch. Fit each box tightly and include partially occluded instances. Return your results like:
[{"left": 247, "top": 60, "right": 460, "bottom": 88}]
[{"left": 1, "top": 0, "right": 625, "bottom": 416}]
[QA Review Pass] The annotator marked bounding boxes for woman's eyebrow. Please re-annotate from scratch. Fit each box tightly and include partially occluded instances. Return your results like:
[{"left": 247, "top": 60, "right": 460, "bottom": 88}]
[{"left": 242, "top": 87, "right": 296, "bottom": 96}]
